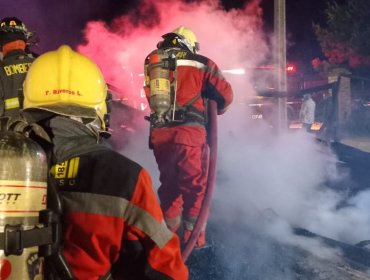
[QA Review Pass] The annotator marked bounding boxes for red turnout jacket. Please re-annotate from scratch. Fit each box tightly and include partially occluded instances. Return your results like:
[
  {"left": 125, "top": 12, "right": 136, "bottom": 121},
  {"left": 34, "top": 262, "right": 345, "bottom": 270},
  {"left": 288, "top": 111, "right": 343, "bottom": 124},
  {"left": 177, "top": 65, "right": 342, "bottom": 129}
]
[
  {"left": 144, "top": 47, "right": 233, "bottom": 146},
  {"left": 50, "top": 145, "right": 188, "bottom": 280}
]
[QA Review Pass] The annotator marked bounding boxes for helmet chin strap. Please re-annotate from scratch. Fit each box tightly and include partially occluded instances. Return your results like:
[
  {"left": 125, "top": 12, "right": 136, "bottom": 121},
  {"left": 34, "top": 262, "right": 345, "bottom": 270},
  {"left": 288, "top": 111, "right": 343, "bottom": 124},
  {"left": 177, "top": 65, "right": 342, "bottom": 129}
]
[
  {"left": 86, "top": 118, "right": 103, "bottom": 138},
  {"left": 86, "top": 117, "right": 111, "bottom": 139},
  {"left": 177, "top": 36, "right": 195, "bottom": 53},
  {"left": 69, "top": 116, "right": 102, "bottom": 140}
]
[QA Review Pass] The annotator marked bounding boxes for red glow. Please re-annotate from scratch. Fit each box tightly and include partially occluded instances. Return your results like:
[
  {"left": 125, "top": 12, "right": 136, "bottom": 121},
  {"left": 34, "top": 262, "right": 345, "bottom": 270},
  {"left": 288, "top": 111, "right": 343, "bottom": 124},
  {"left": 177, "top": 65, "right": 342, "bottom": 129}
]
[
  {"left": 255, "top": 64, "right": 297, "bottom": 74},
  {"left": 321, "top": 42, "right": 370, "bottom": 68},
  {"left": 76, "top": 0, "right": 268, "bottom": 109},
  {"left": 286, "top": 64, "right": 297, "bottom": 74}
]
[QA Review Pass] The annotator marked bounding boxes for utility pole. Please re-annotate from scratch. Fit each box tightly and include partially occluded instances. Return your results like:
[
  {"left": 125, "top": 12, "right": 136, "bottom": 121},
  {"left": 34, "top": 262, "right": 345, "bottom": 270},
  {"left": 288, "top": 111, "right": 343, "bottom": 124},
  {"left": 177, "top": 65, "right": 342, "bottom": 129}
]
[{"left": 274, "top": 0, "right": 288, "bottom": 131}]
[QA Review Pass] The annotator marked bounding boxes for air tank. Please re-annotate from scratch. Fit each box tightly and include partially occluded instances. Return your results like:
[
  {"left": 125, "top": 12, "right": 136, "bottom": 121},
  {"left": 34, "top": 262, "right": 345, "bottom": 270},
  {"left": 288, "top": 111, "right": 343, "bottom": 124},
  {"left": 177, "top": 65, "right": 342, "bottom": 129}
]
[
  {"left": 0, "top": 131, "right": 47, "bottom": 280},
  {"left": 148, "top": 49, "right": 173, "bottom": 123}
]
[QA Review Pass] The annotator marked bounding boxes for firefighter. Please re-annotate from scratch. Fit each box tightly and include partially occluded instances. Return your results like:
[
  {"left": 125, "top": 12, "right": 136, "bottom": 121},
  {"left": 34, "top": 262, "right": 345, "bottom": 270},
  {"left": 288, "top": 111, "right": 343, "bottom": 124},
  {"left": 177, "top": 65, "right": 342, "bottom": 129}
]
[
  {"left": 22, "top": 45, "right": 188, "bottom": 280},
  {"left": 0, "top": 17, "right": 35, "bottom": 123},
  {"left": 143, "top": 26, "right": 233, "bottom": 248}
]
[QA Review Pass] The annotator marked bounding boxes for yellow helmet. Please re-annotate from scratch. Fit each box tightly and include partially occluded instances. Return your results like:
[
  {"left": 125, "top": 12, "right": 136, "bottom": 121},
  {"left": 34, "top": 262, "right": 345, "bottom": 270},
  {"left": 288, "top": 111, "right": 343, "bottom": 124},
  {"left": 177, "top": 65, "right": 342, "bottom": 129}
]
[
  {"left": 23, "top": 45, "right": 109, "bottom": 131},
  {"left": 172, "top": 26, "right": 199, "bottom": 53}
]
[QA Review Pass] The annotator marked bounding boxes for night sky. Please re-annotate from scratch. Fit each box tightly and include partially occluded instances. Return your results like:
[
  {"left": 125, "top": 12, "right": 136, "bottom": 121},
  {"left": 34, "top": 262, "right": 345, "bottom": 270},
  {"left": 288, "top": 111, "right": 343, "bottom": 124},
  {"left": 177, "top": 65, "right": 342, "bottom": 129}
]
[
  {"left": 1, "top": 0, "right": 329, "bottom": 71},
  {"left": 259, "top": 0, "right": 328, "bottom": 71},
  {"left": 219, "top": 0, "right": 329, "bottom": 70}
]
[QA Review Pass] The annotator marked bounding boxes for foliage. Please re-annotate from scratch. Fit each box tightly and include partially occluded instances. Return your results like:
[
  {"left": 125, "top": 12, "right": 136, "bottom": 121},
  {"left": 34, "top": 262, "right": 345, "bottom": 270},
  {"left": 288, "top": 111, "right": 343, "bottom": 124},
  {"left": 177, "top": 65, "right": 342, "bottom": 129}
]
[{"left": 313, "top": 0, "right": 370, "bottom": 69}]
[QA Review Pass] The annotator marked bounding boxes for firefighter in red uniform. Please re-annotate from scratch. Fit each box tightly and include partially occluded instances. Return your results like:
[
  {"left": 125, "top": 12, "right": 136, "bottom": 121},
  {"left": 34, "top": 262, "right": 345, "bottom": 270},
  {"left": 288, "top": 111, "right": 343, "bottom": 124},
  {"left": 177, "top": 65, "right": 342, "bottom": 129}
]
[
  {"left": 0, "top": 17, "right": 35, "bottom": 122},
  {"left": 144, "top": 26, "right": 233, "bottom": 248},
  {"left": 22, "top": 45, "right": 188, "bottom": 280}
]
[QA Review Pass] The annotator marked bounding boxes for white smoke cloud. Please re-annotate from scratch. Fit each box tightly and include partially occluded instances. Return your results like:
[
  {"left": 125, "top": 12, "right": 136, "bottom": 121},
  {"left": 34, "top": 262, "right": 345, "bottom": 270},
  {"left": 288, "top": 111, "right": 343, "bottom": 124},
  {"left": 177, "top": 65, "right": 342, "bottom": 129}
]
[
  {"left": 12, "top": 0, "right": 368, "bottom": 275},
  {"left": 126, "top": 0, "right": 370, "bottom": 257},
  {"left": 215, "top": 102, "right": 370, "bottom": 260},
  {"left": 77, "top": 0, "right": 370, "bottom": 262},
  {"left": 5, "top": 0, "right": 370, "bottom": 277}
]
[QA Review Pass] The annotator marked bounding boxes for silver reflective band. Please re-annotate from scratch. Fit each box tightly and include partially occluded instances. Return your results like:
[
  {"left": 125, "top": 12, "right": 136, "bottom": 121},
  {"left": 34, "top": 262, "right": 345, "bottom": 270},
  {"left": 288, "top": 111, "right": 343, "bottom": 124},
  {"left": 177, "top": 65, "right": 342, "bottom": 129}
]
[
  {"left": 176, "top": 60, "right": 205, "bottom": 69},
  {"left": 61, "top": 191, "right": 173, "bottom": 248}
]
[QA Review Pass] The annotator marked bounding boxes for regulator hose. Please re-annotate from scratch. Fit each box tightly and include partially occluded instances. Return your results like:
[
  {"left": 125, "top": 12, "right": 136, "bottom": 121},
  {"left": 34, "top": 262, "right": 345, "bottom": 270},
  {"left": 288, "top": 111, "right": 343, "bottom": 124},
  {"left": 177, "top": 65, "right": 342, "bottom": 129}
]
[{"left": 182, "top": 100, "right": 218, "bottom": 262}]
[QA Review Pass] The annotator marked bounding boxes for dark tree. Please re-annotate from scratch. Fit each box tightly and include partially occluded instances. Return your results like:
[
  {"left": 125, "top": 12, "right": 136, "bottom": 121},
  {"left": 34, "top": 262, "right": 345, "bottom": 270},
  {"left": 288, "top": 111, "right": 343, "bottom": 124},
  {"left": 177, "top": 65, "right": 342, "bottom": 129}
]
[{"left": 313, "top": 0, "right": 370, "bottom": 69}]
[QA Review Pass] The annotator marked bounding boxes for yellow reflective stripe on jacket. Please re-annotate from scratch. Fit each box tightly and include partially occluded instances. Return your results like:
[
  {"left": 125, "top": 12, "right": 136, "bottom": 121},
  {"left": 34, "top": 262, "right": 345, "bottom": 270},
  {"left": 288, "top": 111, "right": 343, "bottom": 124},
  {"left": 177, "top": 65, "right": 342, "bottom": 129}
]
[
  {"left": 4, "top": 97, "right": 19, "bottom": 110},
  {"left": 50, "top": 158, "right": 80, "bottom": 179},
  {"left": 61, "top": 191, "right": 173, "bottom": 248},
  {"left": 67, "top": 158, "right": 79, "bottom": 178}
]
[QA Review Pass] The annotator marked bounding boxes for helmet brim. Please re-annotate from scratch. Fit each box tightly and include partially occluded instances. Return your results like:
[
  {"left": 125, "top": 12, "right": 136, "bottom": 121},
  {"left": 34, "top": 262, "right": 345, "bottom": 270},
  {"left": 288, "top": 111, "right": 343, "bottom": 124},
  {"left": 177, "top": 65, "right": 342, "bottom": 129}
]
[
  {"left": 0, "top": 32, "right": 26, "bottom": 46},
  {"left": 22, "top": 103, "right": 98, "bottom": 122}
]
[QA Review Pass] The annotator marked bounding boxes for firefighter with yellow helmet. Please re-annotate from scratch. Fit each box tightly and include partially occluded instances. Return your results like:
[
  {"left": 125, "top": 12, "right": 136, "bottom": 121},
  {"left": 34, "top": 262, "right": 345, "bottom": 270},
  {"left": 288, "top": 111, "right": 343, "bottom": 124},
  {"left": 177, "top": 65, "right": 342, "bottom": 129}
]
[
  {"left": 22, "top": 45, "right": 188, "bottom": 279},
  {"left": 144, "top": 26, "right": 233, "bottom": 248},
  {"left": 0, "top": 17, "right": 36, "bottom": 123}
]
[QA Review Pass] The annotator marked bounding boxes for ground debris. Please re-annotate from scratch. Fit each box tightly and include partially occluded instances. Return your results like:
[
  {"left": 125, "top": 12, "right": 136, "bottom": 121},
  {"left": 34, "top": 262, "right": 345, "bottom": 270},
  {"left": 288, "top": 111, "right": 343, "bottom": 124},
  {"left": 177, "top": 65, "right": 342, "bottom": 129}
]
[{"left": 187, "top": 222, "right": 370, "bottom": 280}]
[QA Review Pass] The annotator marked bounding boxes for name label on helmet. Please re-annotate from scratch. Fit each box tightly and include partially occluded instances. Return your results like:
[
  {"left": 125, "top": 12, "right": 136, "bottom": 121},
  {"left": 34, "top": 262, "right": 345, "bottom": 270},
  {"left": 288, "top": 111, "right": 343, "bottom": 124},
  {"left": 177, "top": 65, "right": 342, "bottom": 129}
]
[
  {"left": 45, "top": 89, "right": 82, "bottom": 96},
  {"left": 3, "top": 62, "right": 31, "bottom": 76}
]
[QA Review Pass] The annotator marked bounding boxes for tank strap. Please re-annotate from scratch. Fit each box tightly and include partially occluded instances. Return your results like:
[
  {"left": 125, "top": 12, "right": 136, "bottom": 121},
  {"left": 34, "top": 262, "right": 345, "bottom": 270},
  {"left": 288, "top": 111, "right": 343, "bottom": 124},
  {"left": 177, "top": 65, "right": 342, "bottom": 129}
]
[
  {"left": 42, "top": 176, "right": 75, "bottom": 280},
  {"left": 0, "top": 226, "right": 74, "bottom": 279},
  {"left": 0, "top": 224, "right": 54, "bottom": 256},
  {"left": 149, "top": 105, "right": 206, "bottom": 128},
  {"left": 182, "top": 93, "right": 201, "bottom": 107},
  {"left": 183, "top": 93, "right": 208, "bottom": 124},
  {"left": 183, "top": 106, "right": 206, "bottom": 124},
  {"left": 170, "top": 92, "right": 206, "bottom": 126}
]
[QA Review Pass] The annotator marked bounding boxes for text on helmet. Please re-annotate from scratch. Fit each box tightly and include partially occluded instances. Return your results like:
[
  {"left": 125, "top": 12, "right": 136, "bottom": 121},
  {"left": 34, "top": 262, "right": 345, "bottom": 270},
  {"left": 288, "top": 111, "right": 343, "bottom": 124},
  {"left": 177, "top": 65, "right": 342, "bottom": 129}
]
[{"left": 45, "top": 89, "right": 82, "bottom": 96}]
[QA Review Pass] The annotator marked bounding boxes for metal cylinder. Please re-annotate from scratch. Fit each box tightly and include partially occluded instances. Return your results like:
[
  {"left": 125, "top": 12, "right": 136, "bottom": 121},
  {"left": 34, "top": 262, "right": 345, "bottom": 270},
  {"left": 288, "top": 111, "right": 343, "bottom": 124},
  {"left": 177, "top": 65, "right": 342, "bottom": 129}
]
[
  {"left": 149, "top": 50, "right": 172, "bottom": 121},
  {"left": 0, "top": 131, "right": 47, "bottom": 280}
]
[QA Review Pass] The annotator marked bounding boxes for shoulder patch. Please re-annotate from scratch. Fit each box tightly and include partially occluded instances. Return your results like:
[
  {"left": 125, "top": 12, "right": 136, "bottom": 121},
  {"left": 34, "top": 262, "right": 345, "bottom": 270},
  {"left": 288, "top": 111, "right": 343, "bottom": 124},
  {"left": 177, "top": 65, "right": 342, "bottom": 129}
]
[{"left": 50, "top": 157, "right": 80, "bottom": 187}]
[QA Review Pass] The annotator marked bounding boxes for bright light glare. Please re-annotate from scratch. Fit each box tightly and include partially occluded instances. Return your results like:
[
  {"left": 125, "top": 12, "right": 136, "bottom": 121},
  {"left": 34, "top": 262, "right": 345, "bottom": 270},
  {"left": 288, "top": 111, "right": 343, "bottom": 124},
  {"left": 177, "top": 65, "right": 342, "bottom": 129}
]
[{"left": 222, "top": 68, "right": 245, "bottom": 75}]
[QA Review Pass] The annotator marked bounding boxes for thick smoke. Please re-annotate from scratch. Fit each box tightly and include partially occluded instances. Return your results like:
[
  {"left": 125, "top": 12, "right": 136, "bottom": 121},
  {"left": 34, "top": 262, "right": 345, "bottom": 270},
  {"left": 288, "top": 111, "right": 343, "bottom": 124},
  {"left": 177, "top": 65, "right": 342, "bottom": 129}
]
[
  {"left": 77, "top": 0, "right": 267, "bottom": 104},
  {"left": 76, "top": 0, "right": 370, "bottom": 274},
  {"left": 76, "top": 0, "right": 270, "bottom": 179},
  {"left": 3, "top": 0, "right": 370, "bottom": 277}
]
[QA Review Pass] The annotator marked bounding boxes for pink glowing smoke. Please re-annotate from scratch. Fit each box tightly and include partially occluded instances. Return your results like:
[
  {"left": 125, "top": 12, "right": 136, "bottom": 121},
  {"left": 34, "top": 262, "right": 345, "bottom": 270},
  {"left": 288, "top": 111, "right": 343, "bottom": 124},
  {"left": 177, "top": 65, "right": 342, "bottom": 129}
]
[
  {"left": 77, "top": 0, "right": 269, "bottom": 109},
  {"left": 77, "top": 1, "right": 370, "bottom": 271}
]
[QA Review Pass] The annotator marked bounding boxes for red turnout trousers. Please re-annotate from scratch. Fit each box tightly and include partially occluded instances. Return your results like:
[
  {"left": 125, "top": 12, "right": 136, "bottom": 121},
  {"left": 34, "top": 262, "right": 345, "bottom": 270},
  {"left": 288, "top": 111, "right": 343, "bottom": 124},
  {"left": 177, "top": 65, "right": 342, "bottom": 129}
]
[{"left": 151, "top": 126, "right": 209, "bottom": 222}]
